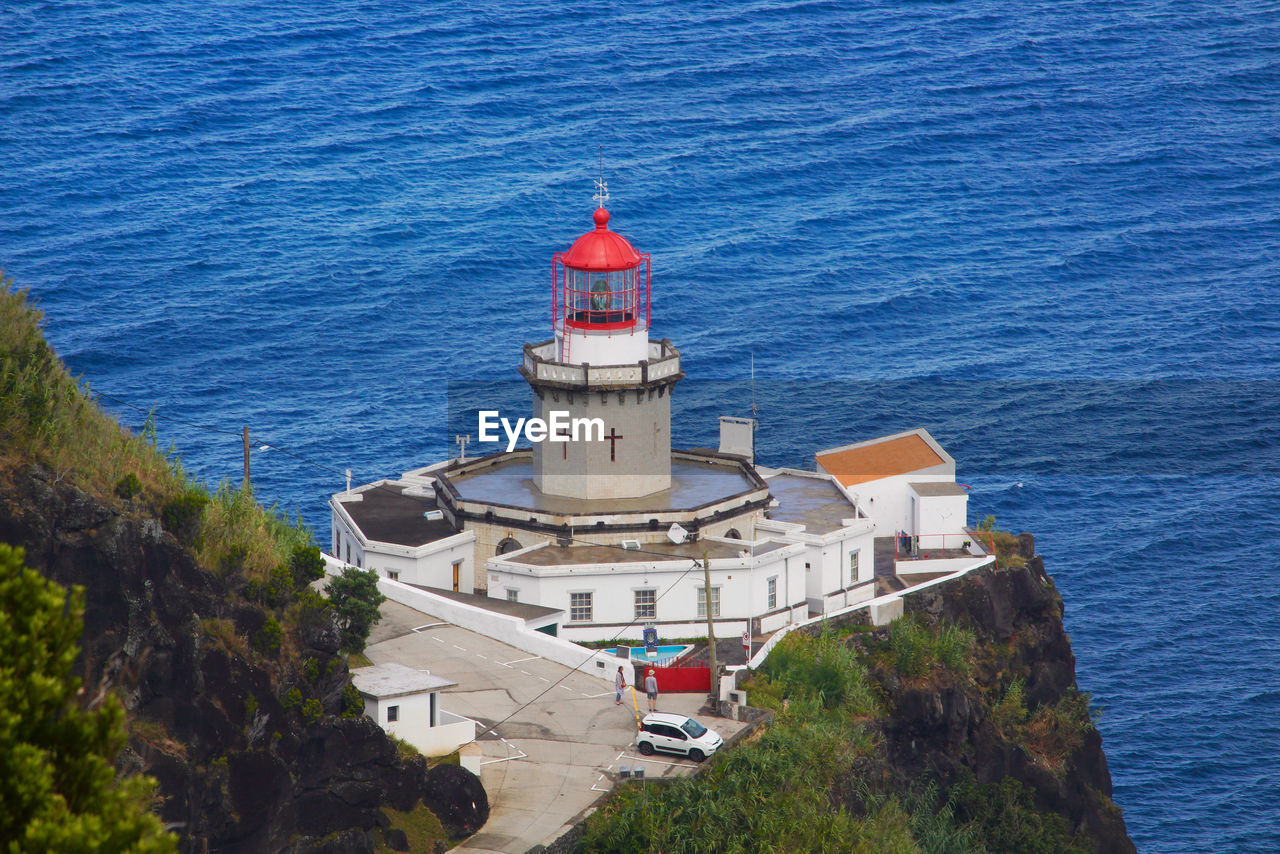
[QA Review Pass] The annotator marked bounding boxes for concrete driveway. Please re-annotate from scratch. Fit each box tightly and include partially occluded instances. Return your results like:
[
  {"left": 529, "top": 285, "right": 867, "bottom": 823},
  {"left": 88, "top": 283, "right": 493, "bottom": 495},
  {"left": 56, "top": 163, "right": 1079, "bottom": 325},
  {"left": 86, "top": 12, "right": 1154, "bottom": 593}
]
[{"left": 364, "top": 600, "right": 750, "bottom": 854}]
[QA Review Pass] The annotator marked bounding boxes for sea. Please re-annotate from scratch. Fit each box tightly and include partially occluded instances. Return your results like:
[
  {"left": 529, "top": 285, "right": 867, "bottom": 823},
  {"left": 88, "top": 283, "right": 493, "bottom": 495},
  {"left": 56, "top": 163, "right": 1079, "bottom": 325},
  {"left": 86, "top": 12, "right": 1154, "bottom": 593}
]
[{"left": 3, "top": 1, "right": 1278, "bottom": 850}]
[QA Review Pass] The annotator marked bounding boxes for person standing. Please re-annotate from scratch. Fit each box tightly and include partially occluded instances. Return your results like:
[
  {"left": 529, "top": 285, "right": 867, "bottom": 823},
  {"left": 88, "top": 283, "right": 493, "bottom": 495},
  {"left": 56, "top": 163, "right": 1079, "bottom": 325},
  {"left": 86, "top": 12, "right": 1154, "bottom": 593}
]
[
  {"left": 615, "top": 666, "right": 627, "bottom": 705},
  {"left": 645, "top": 668, "right": 659, "bottom": 712}
]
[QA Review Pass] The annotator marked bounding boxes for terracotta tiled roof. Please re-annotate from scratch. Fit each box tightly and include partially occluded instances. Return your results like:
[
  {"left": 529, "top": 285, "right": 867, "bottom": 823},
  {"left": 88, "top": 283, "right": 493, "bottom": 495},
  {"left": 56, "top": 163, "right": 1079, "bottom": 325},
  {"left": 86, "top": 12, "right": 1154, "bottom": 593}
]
[{"left": 816, "top": 434, "right": 944, "bottom": 487}]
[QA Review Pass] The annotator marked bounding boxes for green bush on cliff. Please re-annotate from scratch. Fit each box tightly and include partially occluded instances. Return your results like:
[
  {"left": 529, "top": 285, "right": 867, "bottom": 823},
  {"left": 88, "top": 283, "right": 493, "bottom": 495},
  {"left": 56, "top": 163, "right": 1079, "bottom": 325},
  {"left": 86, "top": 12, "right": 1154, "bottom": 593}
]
[
  {"left": 756, "top": 629, "right": 878, "bottom": 715},
  {"left": 0, "top": 543, "right": 176, "bottom": 852},
  {"left": 327, "top": 566, "right": 386, "bottom": 655}
]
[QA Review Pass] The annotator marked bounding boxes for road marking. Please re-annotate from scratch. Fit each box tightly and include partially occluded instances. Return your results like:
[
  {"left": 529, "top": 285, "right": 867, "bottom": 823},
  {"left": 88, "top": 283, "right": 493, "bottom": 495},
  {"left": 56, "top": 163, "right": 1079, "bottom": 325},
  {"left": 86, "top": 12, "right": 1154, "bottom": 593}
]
[
  {"left": 480, "top": 739, "right": 528, "bottom": 766},
  {"left": 538, "top": 676, "right": 550, "bottom": 682},
  {"left": 518, "top": 669, "right": 531, "bottom": 676},
  {"left": 476, "top": 654, "right": 487, "bottom": 660},
  {"left": 502, "top": 655, "right": 541, "bottom": 666},
  {"left": 432, "top": 637, "right": 445, "bottom": 643},
  {"left": 584, "top": 691, "right": 612, "bottom": 699},
  {"left": 452, "top": 644, "right": 467, "bottom": 651},
  {"left": 559, "top": 685, "right": 574, "bottom": 692},
  {"left": 411, "top": 622, "right": 447, "bottom": 632}
]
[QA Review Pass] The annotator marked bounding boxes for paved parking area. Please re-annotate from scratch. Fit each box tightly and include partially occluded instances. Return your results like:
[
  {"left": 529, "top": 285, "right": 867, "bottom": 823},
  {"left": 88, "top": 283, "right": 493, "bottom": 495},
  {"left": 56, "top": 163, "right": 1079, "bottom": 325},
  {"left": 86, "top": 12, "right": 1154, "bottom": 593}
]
[{"left": 363, "top": 600, "right": 750, "bottom": 854}]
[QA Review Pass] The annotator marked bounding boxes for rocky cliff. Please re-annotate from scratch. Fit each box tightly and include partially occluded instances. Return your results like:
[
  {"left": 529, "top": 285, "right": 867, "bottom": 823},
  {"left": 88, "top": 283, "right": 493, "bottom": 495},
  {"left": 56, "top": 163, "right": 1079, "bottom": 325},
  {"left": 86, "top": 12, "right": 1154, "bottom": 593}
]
[
  {"left": 0, "top": 464, "right": 487, "bottom": 853},
  {"left": 873, "top": 553, "right": 1135, "bottom": 853},
  {"left": 575, "top": 547, "right": 1135, "bottom": 853}
]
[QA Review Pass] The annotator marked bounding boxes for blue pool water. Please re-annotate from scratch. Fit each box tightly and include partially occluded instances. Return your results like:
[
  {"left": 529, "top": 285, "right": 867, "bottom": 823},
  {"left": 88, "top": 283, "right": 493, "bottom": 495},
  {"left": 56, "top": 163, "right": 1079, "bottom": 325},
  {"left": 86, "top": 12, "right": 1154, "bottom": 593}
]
[
  {"left": 604, "top": 645, "right": 692, "bottom": 667},
  {"left": 3, "top": 2, "right": 1279, "bottom": 850}
]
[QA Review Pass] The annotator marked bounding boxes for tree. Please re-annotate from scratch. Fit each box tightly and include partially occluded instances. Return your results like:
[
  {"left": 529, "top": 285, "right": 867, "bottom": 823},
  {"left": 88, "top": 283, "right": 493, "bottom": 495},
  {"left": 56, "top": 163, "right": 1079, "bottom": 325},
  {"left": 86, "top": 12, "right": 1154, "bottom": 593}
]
[
  {"left": 327, "top": 567, "right": 385, "bottom": 655},
  {"left": 0, "top": 543, "right": 176, "bottom": 852}
]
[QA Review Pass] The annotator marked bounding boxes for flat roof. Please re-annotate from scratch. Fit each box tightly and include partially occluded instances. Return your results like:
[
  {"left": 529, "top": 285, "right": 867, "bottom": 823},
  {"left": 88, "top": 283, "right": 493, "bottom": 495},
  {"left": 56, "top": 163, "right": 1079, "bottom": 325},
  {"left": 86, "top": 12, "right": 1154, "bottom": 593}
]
[
  {"left": 816, "top": 430, "right": 948, "bottom": 487},
  {"left": 910, "top": 481, "right": 969, "bottom": 497},
  {"left": 406, "top": 584, "right": 562, "bottom": 621},
  {"left": 351, "top": 662, "right": 457, "bottom": 699},
  {"left": 765, "top": 472, "right": 861, "bottom": 535},
  {"left": 500, "top": 539, "right": 766, "bottom": 568},
  {"left": 448, "top": 455, "right": 760, "bottom": 515},
  {"left": 338, "top": 483, "right": 459, "bottom": 548}
]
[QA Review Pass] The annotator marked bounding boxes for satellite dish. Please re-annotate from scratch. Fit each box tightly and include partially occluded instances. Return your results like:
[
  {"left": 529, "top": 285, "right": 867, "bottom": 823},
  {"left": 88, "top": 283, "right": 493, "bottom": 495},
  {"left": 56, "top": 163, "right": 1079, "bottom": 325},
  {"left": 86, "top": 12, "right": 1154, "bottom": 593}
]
[{"left": 667, "top": 523, "right": 688, "bottom": 545}]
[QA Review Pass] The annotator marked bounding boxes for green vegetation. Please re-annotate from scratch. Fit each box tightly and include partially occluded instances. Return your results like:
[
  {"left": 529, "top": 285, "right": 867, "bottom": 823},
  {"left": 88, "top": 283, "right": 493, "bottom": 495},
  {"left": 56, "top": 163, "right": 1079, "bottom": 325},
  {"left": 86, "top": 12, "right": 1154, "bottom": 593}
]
[
  {"left": 376, "top": 803, "right": 449, "bottom": 854},
  {"left": 0, "top": 543, "right": 177, "bottom": 852},
  {"left": 327, "top": 566, "right": 386, "bottom": 655},
  {"left": 975, "top": 516, "right": 1027, "bottom": 569},
  {"left": 874, "top": 614, "right": 976, "bottom": 680},
  {"left": 578, "top": 620, "right": 1095, "bottom": 854}
]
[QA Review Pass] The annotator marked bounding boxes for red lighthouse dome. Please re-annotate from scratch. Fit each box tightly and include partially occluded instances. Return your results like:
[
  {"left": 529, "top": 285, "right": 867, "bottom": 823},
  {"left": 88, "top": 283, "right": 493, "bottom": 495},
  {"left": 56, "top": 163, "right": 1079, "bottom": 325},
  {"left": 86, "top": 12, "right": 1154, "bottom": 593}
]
[
  {"left": 560, "top": 208, "right": 642, "bottom": 271},
  {"left": 552, "top": 207, "right": 651, "bottom": 364}
]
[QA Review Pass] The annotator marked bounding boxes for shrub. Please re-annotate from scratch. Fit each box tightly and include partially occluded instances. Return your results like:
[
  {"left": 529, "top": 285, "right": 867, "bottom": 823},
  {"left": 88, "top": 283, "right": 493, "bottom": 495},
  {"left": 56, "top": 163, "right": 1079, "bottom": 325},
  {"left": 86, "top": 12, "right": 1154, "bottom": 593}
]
[
  {"left": 882, "top": 616, "right": 975, "bottom": 680},
  {"left": 161, "top": 488, "right": 209, "bottom": 548},
  {"left": 253, "top": 618, "right": 282, "bottom": 657},
  {"left": 327, "top": 567, "right": 385, "bottom": 655},
  {"left": 756, "top": 630, "right": 878, "bottom": 715},
  {"left": 290, "top": 544, "right": 325, "bottom": 586},
  {"left": 114, "top": 472, "right": 141, "bottom": 501},
  {"left": 341, "top": 683, "right": 364, "bottom": 718}
]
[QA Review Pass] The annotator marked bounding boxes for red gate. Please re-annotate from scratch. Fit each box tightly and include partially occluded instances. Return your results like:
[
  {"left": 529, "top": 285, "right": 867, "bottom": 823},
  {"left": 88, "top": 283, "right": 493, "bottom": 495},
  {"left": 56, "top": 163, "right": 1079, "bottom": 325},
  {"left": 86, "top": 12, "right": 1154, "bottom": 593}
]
[{"left": 644, "top": 658, "right": 710, "bottom": 693}]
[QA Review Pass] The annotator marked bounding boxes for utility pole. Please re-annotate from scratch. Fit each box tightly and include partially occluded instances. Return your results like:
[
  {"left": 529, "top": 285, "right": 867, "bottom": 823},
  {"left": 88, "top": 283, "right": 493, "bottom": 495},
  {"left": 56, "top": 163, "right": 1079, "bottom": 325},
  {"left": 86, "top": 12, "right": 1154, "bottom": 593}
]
[
  {"left": 703, "top": 549, "right": 718, "bottom": 711},
  {"left": 242, "top": 426, "right": 250, "bottom": 490}
]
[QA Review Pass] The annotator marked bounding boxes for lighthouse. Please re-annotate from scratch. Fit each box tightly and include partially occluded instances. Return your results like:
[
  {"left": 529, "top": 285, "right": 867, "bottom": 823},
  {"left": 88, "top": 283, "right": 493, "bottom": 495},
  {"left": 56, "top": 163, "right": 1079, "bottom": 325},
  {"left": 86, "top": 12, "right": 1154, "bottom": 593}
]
[{"left": 520, "top": 200, "right": 684, "bottom": 500}]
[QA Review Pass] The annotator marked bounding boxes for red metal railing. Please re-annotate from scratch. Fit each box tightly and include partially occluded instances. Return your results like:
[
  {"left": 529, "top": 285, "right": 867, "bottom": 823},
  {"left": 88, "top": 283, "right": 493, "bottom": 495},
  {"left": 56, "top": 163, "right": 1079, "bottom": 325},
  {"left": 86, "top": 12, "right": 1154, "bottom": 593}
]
[{"left": 894, "top": 531, "right": 996, "bottom": 565}]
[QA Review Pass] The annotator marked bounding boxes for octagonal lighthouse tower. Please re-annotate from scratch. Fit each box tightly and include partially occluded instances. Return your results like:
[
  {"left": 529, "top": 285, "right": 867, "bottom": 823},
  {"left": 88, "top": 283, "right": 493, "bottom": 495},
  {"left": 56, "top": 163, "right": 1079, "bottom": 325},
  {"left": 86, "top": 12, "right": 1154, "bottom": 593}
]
[{"left": 520, "top": 204, "right": 684, "bottom": 500}]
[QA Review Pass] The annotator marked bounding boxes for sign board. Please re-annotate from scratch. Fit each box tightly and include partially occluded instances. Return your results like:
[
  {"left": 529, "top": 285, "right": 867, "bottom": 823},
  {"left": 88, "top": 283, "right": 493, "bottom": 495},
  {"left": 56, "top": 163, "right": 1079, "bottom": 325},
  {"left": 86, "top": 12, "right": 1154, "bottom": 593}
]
[{"left": 643, "top": 626, "right": 658, "bottom": 654}]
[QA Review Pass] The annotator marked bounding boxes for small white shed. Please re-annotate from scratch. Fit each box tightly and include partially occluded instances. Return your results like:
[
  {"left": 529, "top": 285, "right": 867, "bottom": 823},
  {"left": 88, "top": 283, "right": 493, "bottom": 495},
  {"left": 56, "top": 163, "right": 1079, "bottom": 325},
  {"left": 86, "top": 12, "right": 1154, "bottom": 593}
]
[{"left": 350, "top": 662, "right": 475, "bottom": 757}]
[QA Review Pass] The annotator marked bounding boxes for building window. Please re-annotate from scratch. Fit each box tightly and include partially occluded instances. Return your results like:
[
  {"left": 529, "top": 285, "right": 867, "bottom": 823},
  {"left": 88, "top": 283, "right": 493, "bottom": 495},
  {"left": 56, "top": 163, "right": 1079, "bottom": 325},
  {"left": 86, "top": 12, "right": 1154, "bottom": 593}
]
[
  {"left": 805, "top": 561, "right": 811, "bottom": 573},
  {"left": 506, "top": 588, "right": 519, "bottom": 603},
  {"left": 388, "top": 570, "right": 400, "bottom": 581},
  {"left": 570, "top": 592, "right": 593, "bottom": 622},
  {"left": 497, "top": 537, "right": 523, "bottom": 555},
  {"left": 697, "top": 586, "right": 721, "bottom": 618},
  {"left": 387, "top": 705, "right": 399, "bottom": 723},
  {"left": 634, "top": 589, "right": 656, "bottom": 620},
  {"left": 849, "top": 551, "right": 859, "bottom": 585},
  {"left": 767, "top": 577, "right": 777, "bottom": 610},
  {"left": 345, "top": 542, "right": 351, "bottom": 564}
]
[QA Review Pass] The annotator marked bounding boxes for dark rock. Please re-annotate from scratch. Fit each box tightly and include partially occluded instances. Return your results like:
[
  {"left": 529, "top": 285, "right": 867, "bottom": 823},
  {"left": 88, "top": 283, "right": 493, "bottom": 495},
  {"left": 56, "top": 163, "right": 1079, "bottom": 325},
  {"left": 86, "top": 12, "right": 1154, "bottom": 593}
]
[
  {"left": 383, "top": 828, "right": 410, "bottom": 851},
  {"left": 0, "top": 465, "right": 489, "bottom": 853},
  {"left": 423, "top": 764, "right": 489, "bottom": 838}
]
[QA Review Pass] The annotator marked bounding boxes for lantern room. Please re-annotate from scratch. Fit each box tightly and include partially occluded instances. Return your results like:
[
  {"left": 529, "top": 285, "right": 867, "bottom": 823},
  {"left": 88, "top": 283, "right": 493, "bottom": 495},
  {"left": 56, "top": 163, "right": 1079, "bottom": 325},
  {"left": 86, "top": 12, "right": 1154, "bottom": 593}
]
[{"left": 552, "top": 207, "right": 651, "bottom": 366}]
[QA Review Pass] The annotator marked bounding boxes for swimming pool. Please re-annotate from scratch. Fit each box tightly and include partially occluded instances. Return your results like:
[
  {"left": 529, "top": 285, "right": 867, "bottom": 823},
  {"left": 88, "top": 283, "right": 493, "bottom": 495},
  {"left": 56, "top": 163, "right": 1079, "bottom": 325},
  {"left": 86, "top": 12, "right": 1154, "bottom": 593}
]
[{"left": 605, "top": 644, "right": 692, "bottom": 667}]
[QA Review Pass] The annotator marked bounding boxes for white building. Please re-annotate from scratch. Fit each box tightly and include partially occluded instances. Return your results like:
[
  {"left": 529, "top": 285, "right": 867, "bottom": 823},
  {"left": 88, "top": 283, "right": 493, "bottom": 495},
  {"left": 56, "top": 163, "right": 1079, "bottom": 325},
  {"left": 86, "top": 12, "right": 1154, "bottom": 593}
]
[
  {"left": 331, "top": 204, "right": 990, "bottom": 642},
  {"left": 350, "top": 662, "right": 476, "bottom": 757},
  {"left": 816, "top": 428, "right": 985, "bottom": 576}
]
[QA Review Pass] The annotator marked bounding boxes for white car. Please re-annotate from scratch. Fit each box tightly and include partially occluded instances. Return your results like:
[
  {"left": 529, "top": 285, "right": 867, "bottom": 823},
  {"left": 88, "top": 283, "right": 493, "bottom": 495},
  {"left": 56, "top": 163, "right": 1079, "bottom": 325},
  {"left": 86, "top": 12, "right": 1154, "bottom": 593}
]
[{"left": 636, "top": 713, "right": 723, "bottom": 762}]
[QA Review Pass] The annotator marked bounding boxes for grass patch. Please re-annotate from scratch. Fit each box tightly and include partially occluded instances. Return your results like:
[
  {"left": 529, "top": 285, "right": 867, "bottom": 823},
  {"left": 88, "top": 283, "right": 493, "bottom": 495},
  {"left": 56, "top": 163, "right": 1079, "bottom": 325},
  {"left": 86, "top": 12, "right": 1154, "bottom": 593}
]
[
  {"left": 377, "top": 803, "right": 449, "bottom": 853},
  {"left": 863, "top": 614, "right": 976, "bottom": 682},
  {"left": 348, "top": 651, "right": 374, "bottom": 669}
]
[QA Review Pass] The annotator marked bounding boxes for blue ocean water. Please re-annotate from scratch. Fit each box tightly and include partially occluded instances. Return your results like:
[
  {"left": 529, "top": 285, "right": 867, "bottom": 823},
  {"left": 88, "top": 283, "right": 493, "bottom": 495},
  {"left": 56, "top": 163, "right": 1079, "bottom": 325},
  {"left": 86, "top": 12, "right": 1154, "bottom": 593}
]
[{"left": 3, "top": 1, "right": 1278, "bottom": 850}]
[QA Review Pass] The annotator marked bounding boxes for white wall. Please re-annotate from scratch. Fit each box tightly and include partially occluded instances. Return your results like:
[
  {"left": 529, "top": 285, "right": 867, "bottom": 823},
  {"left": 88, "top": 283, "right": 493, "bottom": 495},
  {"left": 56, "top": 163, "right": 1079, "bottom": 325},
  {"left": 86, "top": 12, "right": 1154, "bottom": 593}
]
[
  {"left": 914, "top": 492, "right": 970, "bottom": 548},
  {"left": 365, "top": 693, "right": 476, "bottom": 758},
  {"left": 841, "top": 473, "right": 955, "bottom": 537},
  {"left": 486, "top": 541, "right": 808, "bottom": 643}
]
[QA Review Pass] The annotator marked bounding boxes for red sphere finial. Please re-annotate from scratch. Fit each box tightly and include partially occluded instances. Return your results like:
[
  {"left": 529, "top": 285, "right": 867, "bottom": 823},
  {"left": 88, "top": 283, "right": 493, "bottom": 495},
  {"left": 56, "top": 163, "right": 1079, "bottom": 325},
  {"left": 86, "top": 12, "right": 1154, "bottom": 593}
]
[{"left": 593, "top": 207, "right": 610, "bottom": 229}]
